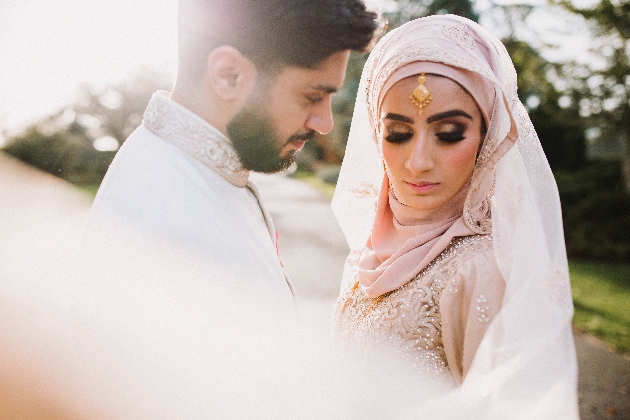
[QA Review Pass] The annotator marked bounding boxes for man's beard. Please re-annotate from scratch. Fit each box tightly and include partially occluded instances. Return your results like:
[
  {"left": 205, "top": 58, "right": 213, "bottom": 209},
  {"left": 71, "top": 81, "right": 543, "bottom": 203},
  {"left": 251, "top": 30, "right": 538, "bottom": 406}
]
[{"left": 227, "top": 103, "right": 315, "bottom": 174}]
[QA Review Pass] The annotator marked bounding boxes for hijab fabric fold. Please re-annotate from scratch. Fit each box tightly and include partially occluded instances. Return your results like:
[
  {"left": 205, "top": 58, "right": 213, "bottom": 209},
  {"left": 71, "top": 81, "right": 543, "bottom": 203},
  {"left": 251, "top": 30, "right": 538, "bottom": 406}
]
[
  {"left": 356, "top": 61, "right": 493, "bottom": 298},
  {"left": 358, "top": 177, "right": 473, "bottom": 298}
]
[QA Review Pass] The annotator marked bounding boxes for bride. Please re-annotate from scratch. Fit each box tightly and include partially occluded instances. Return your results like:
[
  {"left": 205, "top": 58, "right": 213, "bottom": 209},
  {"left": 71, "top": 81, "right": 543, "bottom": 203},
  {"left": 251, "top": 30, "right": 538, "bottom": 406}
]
[{"left": 331, "top": 14, "right": 580, "bottom": 419}]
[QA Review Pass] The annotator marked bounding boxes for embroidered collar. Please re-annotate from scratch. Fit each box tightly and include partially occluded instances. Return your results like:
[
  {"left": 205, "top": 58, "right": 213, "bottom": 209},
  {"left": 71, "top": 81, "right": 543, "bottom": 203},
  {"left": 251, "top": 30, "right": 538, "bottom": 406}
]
[{"left": 143, "top": 91, "right": 249, "bottom": 187}]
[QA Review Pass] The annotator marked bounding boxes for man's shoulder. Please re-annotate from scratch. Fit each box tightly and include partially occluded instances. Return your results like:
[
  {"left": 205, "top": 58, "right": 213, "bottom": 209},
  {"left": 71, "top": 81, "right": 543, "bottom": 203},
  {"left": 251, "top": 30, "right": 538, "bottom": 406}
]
[
  {"left": 113, "top": 125, "right": 184, "bottom": 169},
  {"left": 91, "top": 126, "right": 237, "bottom": 225},
  {"left": 100, "top": 126, "right": 230, "bottom": 194}
]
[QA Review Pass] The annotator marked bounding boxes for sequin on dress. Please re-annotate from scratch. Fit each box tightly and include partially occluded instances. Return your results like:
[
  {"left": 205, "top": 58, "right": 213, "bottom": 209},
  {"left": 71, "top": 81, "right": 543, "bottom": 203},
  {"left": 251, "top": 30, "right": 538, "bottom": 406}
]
[{"left": 333, "top": 234, "right": 497, "bottom": 382}]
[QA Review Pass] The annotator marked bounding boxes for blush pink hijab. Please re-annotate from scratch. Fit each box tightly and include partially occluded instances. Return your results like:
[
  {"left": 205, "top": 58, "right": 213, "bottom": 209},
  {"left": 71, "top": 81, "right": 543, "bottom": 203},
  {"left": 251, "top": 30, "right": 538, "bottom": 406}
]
[
  {"left": 357, "top": 62, "right": 495, "bottom": 298},
  {"left": 333, "top": 15, "right": 578, "bottom": 416}
]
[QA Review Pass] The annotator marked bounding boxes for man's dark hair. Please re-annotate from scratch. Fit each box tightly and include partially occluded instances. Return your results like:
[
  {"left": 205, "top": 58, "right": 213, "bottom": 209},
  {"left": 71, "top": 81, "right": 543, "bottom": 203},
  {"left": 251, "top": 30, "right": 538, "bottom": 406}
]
[{"left": 178, "top": 0, "right": 380, "bottom": 82}]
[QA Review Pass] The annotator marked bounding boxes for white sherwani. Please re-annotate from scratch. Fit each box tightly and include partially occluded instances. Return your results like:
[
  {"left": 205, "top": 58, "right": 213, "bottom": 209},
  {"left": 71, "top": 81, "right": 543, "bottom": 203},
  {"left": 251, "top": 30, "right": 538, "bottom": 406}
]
[
  {"left": 1, "top": 92, "right": 348, "bottom": 419},
  {"left": 82, "top": 91, "right": 296, "bottom": 320}
]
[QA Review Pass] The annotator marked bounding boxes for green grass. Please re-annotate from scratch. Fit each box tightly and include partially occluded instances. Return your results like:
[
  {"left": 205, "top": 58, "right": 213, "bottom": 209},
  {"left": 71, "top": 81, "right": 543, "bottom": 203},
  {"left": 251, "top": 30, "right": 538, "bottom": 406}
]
[
  {"left": 74, "top": 183, "right": 100, "bottom": 198},
  {"left": 570, "top": 260, "right": 630, "bottom": 354},
  {"left": 289, "top": 171, "right": 337, "bottom": 199}
]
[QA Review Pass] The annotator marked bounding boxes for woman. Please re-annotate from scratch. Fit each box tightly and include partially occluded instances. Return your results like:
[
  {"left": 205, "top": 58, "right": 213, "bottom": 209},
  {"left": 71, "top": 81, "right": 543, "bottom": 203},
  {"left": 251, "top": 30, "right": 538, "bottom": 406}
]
[{"left": 331, "top": 14, "right": 579, "bottom": 418}]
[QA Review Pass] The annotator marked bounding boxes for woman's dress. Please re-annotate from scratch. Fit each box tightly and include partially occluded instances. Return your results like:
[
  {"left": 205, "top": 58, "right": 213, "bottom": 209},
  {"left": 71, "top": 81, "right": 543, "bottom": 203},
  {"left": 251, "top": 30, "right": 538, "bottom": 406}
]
[{"left": 332, "top": 234, "right": 505, "bottom": 384}]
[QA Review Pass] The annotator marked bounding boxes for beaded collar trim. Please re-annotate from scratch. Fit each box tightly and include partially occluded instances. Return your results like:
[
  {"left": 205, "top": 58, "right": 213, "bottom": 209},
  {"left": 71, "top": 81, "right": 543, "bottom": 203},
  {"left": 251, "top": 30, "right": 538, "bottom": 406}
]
[{"left": 143, "top": 91, "right": 249, "bottom": 187}]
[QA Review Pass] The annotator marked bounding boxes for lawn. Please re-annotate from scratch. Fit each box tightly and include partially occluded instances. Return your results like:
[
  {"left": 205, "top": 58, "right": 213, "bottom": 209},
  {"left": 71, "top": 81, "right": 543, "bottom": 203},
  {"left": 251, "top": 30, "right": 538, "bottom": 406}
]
[
  {"left": 75, "top": 183, "right": 100, "bottom": 197},
  {"left": 289, "top": 171, "right": 336, "bottom": 199},
  {"left": 570, "top": 260, "right": 630, "bottom": 354}
]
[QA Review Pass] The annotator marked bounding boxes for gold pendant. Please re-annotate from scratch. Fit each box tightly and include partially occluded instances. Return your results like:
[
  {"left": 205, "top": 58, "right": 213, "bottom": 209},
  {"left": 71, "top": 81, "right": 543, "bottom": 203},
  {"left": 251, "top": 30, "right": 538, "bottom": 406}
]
[{"left": 409, "top": 73, "right": 432, "bottom": 115}]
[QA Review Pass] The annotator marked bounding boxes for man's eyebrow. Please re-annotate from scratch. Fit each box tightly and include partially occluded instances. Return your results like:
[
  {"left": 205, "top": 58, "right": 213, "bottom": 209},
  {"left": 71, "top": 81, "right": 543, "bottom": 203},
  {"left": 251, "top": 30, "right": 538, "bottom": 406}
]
[
  {"left": 383, "top": 113, "right": 414, "bottom": 124},
  {"left": 426, "top": 110, "right": 473, "bottom": 123},
  {"left": 310, "top": 84, "right": 339, "bottom": 94}
]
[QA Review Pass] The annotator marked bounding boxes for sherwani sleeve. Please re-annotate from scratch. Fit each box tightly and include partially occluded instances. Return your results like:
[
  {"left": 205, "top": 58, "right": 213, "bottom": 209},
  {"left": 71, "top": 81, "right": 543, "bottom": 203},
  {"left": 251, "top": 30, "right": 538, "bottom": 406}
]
[{"left": 439, "top": 243, "right": 505, "bottom": 384}]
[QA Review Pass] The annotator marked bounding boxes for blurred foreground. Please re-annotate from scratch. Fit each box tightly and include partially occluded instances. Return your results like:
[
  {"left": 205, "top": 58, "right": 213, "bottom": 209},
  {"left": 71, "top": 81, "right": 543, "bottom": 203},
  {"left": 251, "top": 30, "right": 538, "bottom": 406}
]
[{"left": 0, "top": 152, "right": 629, "bottom": 419}]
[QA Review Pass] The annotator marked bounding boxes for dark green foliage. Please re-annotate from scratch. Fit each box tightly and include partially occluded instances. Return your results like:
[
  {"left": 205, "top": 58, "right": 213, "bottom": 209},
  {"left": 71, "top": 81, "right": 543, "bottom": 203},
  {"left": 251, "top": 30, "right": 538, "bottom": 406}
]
[
  {"left": 2, "top": 68, "right": 171, "bottom": 187},
  {"left": 425, "top": 0, "right": 479, "bottom": 22},
  {"left": 529, "top": 106, "right": 586, "bottom": 172},
  {"left": 384, "top": 0, "right": 479, "bottom": 32},
  {"left": 503, "top": 38, "right": 587, "bottom": 172},
  {"left": 3, "top": 127, "right": 115, "bottom": 185},
  {"left": 556, "top": 162, "right": 630, "bottom": 262},
  {"left": 555, "top": 0, "right": 630, "bottom": 191}
]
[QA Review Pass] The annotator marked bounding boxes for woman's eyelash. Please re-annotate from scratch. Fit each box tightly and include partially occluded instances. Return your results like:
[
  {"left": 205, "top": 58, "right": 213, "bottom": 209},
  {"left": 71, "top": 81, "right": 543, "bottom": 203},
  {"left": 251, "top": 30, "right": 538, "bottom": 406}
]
[
  {"left": 436, "top": 130, "right": 465, "bottom": 143},
  {"left": 385, "top": 131, "right": 413, "bottom": 144}
]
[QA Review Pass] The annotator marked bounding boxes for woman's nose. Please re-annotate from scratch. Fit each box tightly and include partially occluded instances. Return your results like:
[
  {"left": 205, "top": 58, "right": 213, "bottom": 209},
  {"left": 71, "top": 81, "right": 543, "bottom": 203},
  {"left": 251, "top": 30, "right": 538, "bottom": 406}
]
[{"left": 405, "top": 135, "right": 434, "bottom": 173}]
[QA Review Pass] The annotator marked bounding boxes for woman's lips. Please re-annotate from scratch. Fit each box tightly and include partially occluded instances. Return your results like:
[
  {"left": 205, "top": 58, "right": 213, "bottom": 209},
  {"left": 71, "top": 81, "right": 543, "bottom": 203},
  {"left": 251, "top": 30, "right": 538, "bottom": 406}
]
[{"left": 405, "top": 181, "right": 438, "bottom": 193}]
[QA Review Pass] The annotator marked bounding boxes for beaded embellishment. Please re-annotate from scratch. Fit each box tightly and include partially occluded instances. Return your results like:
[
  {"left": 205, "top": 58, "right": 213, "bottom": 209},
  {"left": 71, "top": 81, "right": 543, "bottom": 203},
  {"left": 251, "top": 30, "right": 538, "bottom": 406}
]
[
  {"left": 333, "top": 234, "right": 492, "bottom": 377},
  {"left": 143, "top": 92, "right": 249, "bottom": 187}
]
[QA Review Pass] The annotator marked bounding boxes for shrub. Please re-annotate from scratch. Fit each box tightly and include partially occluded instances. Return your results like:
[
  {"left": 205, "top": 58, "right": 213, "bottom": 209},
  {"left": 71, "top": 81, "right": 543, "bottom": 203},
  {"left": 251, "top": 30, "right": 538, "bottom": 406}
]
[{"left": 556, "top": 161, "right": 630, "bottom": 263}]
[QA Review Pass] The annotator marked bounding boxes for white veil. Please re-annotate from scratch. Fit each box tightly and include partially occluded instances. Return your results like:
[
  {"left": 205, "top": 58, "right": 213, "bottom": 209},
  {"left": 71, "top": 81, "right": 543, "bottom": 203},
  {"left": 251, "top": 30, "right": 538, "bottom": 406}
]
[{"left": 332, "top": 15, "right": 579, "bottom": 419}]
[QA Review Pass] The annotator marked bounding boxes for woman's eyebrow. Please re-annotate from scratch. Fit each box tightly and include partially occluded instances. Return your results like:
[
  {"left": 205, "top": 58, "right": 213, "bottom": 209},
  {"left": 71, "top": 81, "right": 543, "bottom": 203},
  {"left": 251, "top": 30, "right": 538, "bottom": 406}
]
[
  {"left": 426, "top": 110, "right": 473, "bottom": 123},
  {"left": 383, "top": 113, "right": 414, "bottom": 123}
]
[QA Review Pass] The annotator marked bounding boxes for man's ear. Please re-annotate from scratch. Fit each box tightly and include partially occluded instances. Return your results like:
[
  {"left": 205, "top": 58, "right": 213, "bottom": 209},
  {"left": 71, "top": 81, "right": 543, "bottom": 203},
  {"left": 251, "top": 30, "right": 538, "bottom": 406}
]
[{"left": 206, "top": 46, "right": 257, "bottom": 101}]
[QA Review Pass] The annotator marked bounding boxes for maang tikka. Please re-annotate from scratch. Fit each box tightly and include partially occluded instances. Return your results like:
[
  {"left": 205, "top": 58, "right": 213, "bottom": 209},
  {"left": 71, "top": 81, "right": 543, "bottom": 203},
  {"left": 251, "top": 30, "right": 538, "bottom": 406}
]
[{"left": 409, "top": 73, "right": 432, "bottom": 115}]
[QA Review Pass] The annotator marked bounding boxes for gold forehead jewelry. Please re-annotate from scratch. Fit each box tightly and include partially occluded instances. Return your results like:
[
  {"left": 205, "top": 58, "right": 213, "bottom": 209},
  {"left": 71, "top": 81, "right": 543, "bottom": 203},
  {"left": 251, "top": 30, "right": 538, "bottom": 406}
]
[{"left": 409, "top": 73, "right": 432, "bottom": 115}]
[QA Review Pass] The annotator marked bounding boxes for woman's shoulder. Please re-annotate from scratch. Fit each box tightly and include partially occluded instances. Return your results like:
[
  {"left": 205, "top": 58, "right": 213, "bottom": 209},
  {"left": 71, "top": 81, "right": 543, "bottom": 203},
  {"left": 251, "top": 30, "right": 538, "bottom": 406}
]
[
  {"left": 419, "top": 234, "right": 501, "bottom": 295},
  {"left": 434, "top": 234, "right": 495, "bottom": 270}
]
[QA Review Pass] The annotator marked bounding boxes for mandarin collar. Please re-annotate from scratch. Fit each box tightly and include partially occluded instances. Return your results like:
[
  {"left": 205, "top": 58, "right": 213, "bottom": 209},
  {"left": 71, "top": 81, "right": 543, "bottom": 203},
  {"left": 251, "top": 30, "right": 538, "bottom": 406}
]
[{"left": 143, "top": 91, "right": 249, "bottom": 187}]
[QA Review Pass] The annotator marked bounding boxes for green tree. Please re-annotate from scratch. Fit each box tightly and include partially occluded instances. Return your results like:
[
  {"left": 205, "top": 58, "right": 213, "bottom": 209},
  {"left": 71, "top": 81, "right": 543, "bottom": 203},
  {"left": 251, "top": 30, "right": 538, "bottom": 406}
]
[
  {"left": 2, "top": 68, "right": 171, "bottom": 186},
  {"left": 503, "top": 38, "right": 586, "bottom": 171},
  {"left": 384, "top": 0, "right": 479, "bottom": 30},
  {"left": 556, "top": 0, "right": 630, "bottom": 191}
]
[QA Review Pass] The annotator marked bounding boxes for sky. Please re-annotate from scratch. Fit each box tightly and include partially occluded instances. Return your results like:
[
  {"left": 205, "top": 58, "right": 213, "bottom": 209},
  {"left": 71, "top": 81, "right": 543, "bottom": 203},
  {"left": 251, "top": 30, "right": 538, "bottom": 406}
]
[
  {"left": 0, "top": 0, "right": 593, "bottom": 142},
  {"left": 0, "top": 0, "right": 179, "bottom": 137}
]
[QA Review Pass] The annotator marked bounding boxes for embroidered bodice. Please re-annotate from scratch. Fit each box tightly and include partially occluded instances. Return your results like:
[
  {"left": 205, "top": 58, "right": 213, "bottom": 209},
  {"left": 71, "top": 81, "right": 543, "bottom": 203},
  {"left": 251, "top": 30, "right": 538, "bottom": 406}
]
[{"left": 332, "top": 234, "right": 499, "bottom": 381}]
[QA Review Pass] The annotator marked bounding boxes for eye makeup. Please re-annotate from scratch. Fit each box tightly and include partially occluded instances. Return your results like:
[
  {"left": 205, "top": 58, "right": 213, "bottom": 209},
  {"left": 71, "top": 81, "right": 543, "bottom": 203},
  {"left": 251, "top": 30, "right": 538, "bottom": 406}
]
[
  {"left": 381, "top": 110, "right": 474, "bottom": 145},
  {"left": 435, "top": 122, "right": 466, "bottom": 143},
  {"left": 384, "top": 130, "right": 414, "bottom": 144}
]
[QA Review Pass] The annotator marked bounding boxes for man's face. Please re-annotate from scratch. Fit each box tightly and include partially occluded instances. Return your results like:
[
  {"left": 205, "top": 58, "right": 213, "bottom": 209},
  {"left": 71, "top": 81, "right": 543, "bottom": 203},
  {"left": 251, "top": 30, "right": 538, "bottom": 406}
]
[{"left": 227, "top": 50, "right": 351, "bottom": 173}]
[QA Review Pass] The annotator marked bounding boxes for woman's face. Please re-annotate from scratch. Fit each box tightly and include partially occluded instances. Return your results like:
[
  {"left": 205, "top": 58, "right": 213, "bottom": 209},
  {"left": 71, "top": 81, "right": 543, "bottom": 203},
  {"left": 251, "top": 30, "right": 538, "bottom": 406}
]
[{"left": 379, "top": 74, "right": 484, "bottom": 214}]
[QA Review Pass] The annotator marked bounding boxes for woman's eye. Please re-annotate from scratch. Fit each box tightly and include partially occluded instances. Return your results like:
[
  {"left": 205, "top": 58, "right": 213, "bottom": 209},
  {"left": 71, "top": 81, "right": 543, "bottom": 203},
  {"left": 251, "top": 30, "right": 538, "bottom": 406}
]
[
  {"left": 435, "top": 123, "right": 466, "bottom": 143},
  {"left": 436, "top": 131, "right": 465, "bottom": 143},
  {"left": 384, "top": 131, "right": 413, "bottom": 144}
]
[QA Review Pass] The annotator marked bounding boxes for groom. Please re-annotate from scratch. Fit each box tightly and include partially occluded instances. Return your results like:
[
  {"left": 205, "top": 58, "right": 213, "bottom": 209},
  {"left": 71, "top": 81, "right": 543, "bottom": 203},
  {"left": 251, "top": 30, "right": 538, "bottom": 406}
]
[{"left": 82, "top": 0, "right": 380, "bottom": 320}]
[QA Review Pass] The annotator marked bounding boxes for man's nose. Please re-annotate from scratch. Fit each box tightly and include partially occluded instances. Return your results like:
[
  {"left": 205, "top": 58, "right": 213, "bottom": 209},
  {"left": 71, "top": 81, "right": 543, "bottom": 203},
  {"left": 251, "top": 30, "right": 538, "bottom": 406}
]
[{"left": 305, "top": 99, "right": 334, "bottom": 135}]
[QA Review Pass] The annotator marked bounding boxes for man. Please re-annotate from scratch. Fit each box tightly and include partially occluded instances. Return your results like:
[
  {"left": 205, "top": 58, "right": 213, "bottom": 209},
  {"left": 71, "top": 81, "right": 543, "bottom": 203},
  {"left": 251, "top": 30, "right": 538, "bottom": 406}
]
[
  {"left": 1, "top": 2, "right": 380, "bottom": 417},
  {"left": 82, "top": 0, "right": 379, "bottom": 318}
]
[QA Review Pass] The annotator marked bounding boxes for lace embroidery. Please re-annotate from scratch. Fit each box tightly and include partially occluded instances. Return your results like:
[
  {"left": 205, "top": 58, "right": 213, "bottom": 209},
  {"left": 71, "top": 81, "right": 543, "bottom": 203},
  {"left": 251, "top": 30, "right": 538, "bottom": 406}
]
[
  {"left": 442, "top": 23, "right": 477, "bottom": 50},
  {"left": 546, "top": 265, "right": 573, "bottom": 312},
  {"left": 346, "top": 249, "right": 363, "bottom": 267},
  {"left": 475, "top": 135, "right": 499, "bottom": 171},
  {"left": 143, "top": 91, "right": 249, "bottom": 187},
  {"left": 349, "top": 181, "right": 379, "bottom": 198},
  {"left": 515, "top": 103, "right": 551, "bottom": 186},
  {"left": 333, "top": 235, "right": 492, "bottom": 377},
  {"left": 464, "top": 171, "right": 495, "bottom": 234}
]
